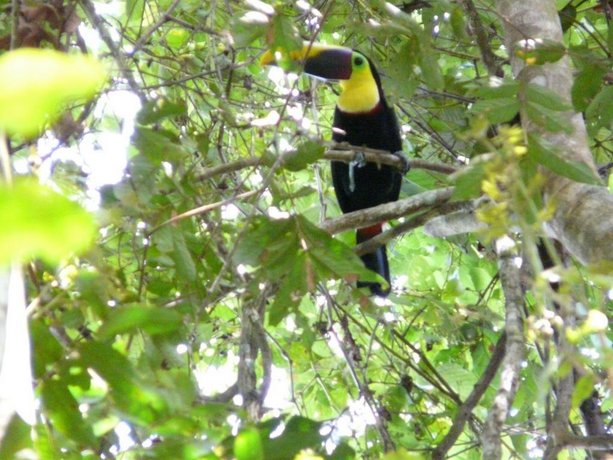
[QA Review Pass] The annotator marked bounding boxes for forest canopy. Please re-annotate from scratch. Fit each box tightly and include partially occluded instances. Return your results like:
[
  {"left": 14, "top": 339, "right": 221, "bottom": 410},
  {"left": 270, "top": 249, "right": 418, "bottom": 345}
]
[{"left": 0, "top": 0, "right": 612, "bottom": 459}]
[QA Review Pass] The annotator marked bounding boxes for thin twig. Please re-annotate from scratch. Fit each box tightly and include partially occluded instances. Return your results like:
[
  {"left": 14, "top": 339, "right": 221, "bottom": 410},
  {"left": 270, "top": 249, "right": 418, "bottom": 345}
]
[
  {"left": 129, "top": 0, "right": 182, "bottom": 56},
  {"left": 147, "top": 189, "right": 260, "bottom": 235},
  {"left": 10, "top": 0, "right": 20, "bottom": 50},
  {"left": 461, "top": 0, "right": 502, "bottom": 76},
  {"left": 80, "top": 0, "right": 144, "bottom": 101},
  {"left": 433, "top": 333, "right": 507, "bottom": 459}
]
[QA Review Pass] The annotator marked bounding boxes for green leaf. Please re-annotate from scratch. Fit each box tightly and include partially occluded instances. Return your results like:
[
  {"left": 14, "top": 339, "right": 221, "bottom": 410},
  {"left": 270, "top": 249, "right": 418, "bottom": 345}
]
[
  {"left": 470, "top": 98, "right": 520, "bottom": 124},
  {"left": 166, "top": 28, "right": 190, "bottom": 49},
  {"left": 234, "top": 428, "right": 264, "bottom": 460},
  {"left": 282, "top": 140, "right": 325, "bottom": 171},
  {"left": 0, "top": 179, "right": 96, "bottom": 265},
  {"left": 234, "top": 217, "right": 299, "bottom": 277},
  {"left": 387, "top": 42, "right": 420, "bottom": 100},
  {"left": 79, "top": 341, "right": 167, "bottom": 424},
  {"left": 0, "top": 415, "right": 31, "bottom": 459},
  {"left": 514, "top": 39, "right": 566, "bottom": 65},
  {"left": 31, "top": 320, "right": 64, "bottom": 378},
  {"left": 452, "top": 163, "right": 485, "bottom": 200},
  {"left": 419, "top": 45, "right": 443, "bottom": 91},
  {"left": 270, "top": 14, "right": 303, "bottom": 55},
  {"left": 528, "top": 133, "right": 599, "bottom": 185},
  {"left": 525, "top": 101, "right": 572, "bottom": 133},
  {"left": 0, "top": 49, "right": 106, "bottom": 138},
  {"left": 298, "top": 216, "right": 375, "bottom": 282},
  {"left": 571, "top": 374, "right": 596, "bottom": 410},
  {"left": 232, "top": 8, "right": 269, "bottom": 47},
  {"left": 133, "top": 127, "right": 187, "bottom": 165},
  {"left": 171, "top": 231, "right": 198, "bottom": 282},
  {"left": 97, "top": 304, "right": 183, "bottom": 339},
  {"left": 137, "top": 99, "right": 188, "bottom": 125},
  {"left": 41, "top": 379, "right": 96, "bottom": 446},
  {"left": 262, "top": 416, "right": 323, "bottom": 459},
  {"left": 450, "top": 6, "right": 469, "bottom": 41},
  {"left": 525, "top": 84, "right": 571, "bottom": 112},
  {"left": 382, "top": 450, "right": 426, "bottom": 460},
  {"left": 268, "top": 252, "right": 308, "bottom": 326},
  {"left": 472, "top": 81, "right": 519, "bottom": 99},
  {"left": 572, "top": 65, "right": 606, "bottom": 112},
  {"left": 585, "top": 85, "right": 613, "bottom": 131}
]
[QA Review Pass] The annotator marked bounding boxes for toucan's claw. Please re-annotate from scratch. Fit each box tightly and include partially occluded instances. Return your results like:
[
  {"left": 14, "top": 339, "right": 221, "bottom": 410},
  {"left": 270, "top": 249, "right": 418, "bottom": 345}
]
[
  {"left": 348, "top": 152, "right": 366, "bottom": 192},
  {"left": 393, "top": 151, "right": 411, "bottom": 175},
  {"left": 353, "top": 151, "right": 367, "bottom": 168}
]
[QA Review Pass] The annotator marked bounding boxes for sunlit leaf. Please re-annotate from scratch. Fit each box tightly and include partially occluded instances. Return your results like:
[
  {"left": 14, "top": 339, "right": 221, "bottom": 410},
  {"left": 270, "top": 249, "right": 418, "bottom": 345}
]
[
  {"left": 97, "top": 304, "right": 183, "bottom": 339},
  {"left": 0, "top": 179, "right": 96, "bottom": 265},
  {"left": 0, "top": 48, "right": 106, "bottom": 137},
  {"left": 571, "top": 374, "right": 596, "bottom": 410},
  {"left": 234, "top": 428, "right": 264, "bottom": 460}
]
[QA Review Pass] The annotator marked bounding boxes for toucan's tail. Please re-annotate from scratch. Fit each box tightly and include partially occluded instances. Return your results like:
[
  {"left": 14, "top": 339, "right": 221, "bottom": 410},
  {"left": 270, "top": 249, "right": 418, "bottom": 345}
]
[{"left": 356, "top": 224, "right": 390, "bottom": 297}]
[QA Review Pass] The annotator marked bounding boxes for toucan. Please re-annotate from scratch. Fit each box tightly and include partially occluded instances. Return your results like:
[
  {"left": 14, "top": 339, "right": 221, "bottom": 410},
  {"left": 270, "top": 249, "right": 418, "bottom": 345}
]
[{"left": 261, "top": 44, "right": 408, "bottom": 297}]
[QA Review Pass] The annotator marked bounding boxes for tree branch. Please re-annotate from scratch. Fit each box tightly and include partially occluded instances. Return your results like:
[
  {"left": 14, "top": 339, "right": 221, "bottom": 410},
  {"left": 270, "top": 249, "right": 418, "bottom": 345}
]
[
  {"left": 80, "top": 0, "right": 144, "bottom": 101},
  {"left": 482, "top": 237, "right": 525, "bottom": 459},
  {"left": 320, "top": 187, "right": 455, "bottom": 235},
  {"left": 354, "top": 200, "right": 469, "bottom": 256},
  {"left": 460, "top": 0, "right": 503, "bottom": 76},
  {"left": 433, "top": 333, "right": 507, "bottom": 460},
  {"left": 195, "top": 143, "right": 458, "bottom": 183}
]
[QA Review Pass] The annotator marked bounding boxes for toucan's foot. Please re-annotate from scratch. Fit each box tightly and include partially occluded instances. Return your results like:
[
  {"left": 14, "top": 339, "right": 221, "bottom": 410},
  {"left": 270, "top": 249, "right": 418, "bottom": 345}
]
[
  {"left": 392, "top": 151, "right": 411, "bottom": 175},
  {"left": 352, "top": 151, "right": 367, "bottom": 168},
  {"left": 348, "top": 152, "right": 366, "bottom": 192}
]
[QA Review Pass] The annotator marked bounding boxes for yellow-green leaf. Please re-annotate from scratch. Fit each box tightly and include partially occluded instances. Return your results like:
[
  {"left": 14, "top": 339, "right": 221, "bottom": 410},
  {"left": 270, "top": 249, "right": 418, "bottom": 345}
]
[
  {"left": 234, "top": 428, "right": 264, "bottom": 460},
  {"left": 0, "top": 48, "right": 106, "bottom": 138},
  {"left": 0, "top": 179, "right": 97, "bottom": 265}
]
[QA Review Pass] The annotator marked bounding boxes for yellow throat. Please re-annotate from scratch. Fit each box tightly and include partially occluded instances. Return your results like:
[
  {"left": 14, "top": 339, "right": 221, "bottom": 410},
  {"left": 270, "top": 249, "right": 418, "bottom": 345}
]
[{"left": 337, "top": 66, "right": 380, "bottom": 114}]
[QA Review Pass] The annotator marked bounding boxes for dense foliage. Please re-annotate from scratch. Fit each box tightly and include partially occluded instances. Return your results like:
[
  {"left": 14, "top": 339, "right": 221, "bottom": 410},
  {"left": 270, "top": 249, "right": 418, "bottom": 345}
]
[{"left": 0, "top": 0, "right": 611, "bottom": 459}]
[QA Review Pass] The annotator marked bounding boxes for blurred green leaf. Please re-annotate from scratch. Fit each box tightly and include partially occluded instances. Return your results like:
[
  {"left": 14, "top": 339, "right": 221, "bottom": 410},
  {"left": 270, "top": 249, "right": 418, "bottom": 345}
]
[
  {"left": 40, "top": 379, "right": 96, "bottom": 446},
  {"left": 525, "top": 101, "right": 572, "bottom": 133},
  {"left": 571, "top": 374, "right": 596, "bottom": 410},
  {"left": 133, "top": 127, "right": 187, "bottom": 164},
  {"left": 452, "top": 163, "right": 485, "bottom": 200},
  {"left": 0, "top": 179, "right": 96, "bottom": 265},
  {"left": 0, "top": 48, "right": 106, "bottom": 138},
  {"left": 525, "top": 84, "right": 571, "bottom": 112},
  {"left": 586, "top": 85, "right": 613, "bottom": 131},
  {"left": 79, "top": 341, "right": 167, "bottom": 424},
  {"left": 234, "top": 428, "right": 264, "bottom": 460},
  {"left": 271, "top": 14, "right": 303, "bottom": 54},
  {"left": 572, "top": 64, "right": 606, "bottom": 112},
  {"left": 0, "top": 415, "right": 31, "bottom": 459},
  {"left": 262, "top": 417, "right": 323, "bottom": 459},
  {"left": 528, "top": 133, "right": 599, "bottom": 184},
  {"left": 514, "top": 39, "right": 566, "bottom": 65},
  {"left": 138, "top": 99, "right": 188, "bottom": 125},
  {"left": 282, "top": 140, "right": 325, "bottom": 171},
  {"left": 471, "top": 98, "right": 520, "bottom": 124},
  {"left": 97, "top": 304, "right": 183, "bottom": 339}
]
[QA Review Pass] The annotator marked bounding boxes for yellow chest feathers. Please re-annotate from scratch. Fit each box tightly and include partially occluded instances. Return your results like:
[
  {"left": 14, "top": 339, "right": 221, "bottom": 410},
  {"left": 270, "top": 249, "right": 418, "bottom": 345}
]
[{"left": 337, "top": 70, "right": 380, "bottom": 114}]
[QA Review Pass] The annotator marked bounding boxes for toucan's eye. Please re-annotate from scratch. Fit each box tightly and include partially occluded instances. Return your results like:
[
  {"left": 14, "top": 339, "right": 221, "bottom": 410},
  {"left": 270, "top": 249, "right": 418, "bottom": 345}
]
[{"left": 353, "top": 55, "right": 364, "bottom": 66}]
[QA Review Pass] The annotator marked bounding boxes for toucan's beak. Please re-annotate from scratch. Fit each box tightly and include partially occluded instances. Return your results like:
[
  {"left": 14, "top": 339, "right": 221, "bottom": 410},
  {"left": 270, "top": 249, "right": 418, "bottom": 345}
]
[{"left": 260, "top": 43, "right": 353, "bottom": 81}]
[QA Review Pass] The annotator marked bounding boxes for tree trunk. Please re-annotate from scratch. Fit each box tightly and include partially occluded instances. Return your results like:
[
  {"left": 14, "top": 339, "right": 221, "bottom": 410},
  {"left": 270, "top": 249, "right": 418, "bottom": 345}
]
[{"left": 495, "top": 0, "right": 613, "bottom": 263}]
